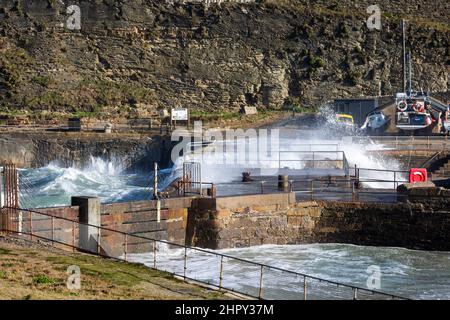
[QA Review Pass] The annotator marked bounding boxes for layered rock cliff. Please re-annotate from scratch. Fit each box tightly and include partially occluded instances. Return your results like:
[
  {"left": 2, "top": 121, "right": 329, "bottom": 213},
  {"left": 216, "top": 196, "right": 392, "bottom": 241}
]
[{"left": 0, "top": 0, "right": 448, "bottom": 118}]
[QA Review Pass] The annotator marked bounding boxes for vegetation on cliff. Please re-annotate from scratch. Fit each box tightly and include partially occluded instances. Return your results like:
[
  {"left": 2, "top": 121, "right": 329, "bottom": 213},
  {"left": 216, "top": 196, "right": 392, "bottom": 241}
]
[{"left": 0, "top": 0, "right": 448, "bottom": 120}]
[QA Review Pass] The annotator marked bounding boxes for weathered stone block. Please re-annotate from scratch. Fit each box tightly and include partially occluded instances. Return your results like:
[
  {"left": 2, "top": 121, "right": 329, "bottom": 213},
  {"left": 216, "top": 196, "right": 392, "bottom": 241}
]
[{"left": 270, "top": 216, "right": 288, "bottom": 228}]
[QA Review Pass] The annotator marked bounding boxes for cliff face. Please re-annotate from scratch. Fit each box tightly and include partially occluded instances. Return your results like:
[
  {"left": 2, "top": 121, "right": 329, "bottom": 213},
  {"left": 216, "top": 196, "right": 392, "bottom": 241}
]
[{"left": 0, "top": 0, "right": 448, "bottom": 117}]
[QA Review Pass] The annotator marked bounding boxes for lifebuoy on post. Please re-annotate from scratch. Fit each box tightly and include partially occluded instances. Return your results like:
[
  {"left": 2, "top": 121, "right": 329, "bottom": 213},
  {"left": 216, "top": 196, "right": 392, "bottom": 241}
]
[
  {"left": 397, "top": 100, "right": 408, "bottom": 112},
  {"left": 409, "top": 168, "right": 427, "bottom": 183}
]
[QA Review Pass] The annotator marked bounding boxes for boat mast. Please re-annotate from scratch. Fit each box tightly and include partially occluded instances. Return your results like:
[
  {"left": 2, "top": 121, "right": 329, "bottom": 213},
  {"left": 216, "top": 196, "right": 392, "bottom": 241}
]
[
  {"left": 408, "top": 49, "right": 412, "bottom": 96},
  {"left": 402, "top": 19, "right": 407, "bottom": 94}
]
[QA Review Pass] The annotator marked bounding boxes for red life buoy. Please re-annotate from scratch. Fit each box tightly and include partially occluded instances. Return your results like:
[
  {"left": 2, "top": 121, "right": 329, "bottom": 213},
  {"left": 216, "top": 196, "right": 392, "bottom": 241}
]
[
  {"left": 409, "top": 168, "right": 427, "bottom": 183},
  {"left": 412, "top": 101, "right": 425, "bottom": 113},
  {"left": 397, "top": 100, "right": 407, "bottom": 112}
]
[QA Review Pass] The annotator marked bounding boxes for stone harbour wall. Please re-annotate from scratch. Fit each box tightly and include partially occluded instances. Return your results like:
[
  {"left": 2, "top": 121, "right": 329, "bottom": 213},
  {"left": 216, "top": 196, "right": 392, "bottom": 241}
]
[{"left": 187, "top": 194, "right": 450, "bottom": 251}]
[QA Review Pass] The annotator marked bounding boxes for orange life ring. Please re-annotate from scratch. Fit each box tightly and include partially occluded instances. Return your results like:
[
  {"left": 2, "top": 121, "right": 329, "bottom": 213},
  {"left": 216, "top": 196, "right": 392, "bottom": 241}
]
[{"left": 397, "top": 100, "right": 408, "bottom": 112}]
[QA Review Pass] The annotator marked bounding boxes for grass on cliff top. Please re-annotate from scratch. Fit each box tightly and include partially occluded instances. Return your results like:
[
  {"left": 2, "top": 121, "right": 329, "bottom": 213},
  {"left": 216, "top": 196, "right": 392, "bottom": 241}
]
[
  {"left": 263, "top": 0, "right": 450, "bottom": 32},
  {"left": 0, "top": 238, "right": 229, "bottom": 300}
]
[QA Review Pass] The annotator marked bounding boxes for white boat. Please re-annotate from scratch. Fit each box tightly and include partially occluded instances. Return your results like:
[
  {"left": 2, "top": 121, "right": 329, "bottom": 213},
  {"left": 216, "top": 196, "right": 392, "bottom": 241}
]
[
  {"left": 395, "top": 92, "right": 434, "bottom": 131},
  {"left": 362, "top": 111, "right": 388, "bottom": 130}
]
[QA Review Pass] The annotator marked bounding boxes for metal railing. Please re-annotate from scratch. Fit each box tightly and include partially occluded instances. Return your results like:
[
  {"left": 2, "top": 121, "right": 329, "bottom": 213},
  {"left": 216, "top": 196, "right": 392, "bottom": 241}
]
[
  {"left": 172, "top": 165, "right": 409, "bottom": 202},
  {"left": 352, "top": 136, "right": 450, "bottom": 151},
  {"left": 351, "top": 167, "right": 410, "bottom": 190},
  {"left": 177, "top": 181, "right": 215, "bottom": 197},
  {"left": 212, "top": 178, "right": 407, "bottom": 203},
  {"left": 0, "top": 207, "right": 408, "bottom": 300},
  {"left": 252, "top": 151, "right": 349, "bottom": 172}
]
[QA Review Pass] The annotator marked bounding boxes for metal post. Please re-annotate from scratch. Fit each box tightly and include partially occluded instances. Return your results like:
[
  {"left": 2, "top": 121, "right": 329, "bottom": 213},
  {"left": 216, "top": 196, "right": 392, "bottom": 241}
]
[
  {"left": 258, "top": 265, "right": 264, "bottom": 299},
  {"left": 303, "top": 276, "right": 307, "bottom": 300},
  {"left": 29, "top": 211, "right": 32, "bottom": 241},
  {"left": 408, "top": 49, "right": 412, "bottom": 95},
  {"left": 153, "top": 240, "right": 157, "bottom": 269},
  {"left": 312, "top": 152, "right": 315, "bottom": 169},
  {"left": 97, "top": 227, "right": 101, "bottom": 255},
  {"left": 14, "top": 166, "right": 18, "bottom": 233},
  {"left": 124, "top": 233, "right": 128, "bottom": 261},
  {"left": 353, "top": 288, "right": 358, "bottom": 300},
  {"left": 4, "top": 166, "right": 9, "bottom": 232},
  {"left": 310, "top": 180, "right": 314, "bottom": 200},
  {"left": 184, "top": 247, "right": 188, "bottom": 280},
  {"left": 199, "top": 162, "right": 202, "bottom": 197},
  {"left": 394, "top": 171, "right": 397, "bottom": 189},
  {"left": 153, "top": 162, "right": 158, "bottom": 199},
  {"left": 16, "top": 168, "right": 21, "bottom": 234},
  {"left": 402, "top": 19, "right": 407, "bottom": 93},
  {"left": 260, "top": 181, "right": 264, "bottom": 194},
  {"left": 278, "top": 148, "right": 281, "bottom": 169},
  {"left": 219, "top": 256, "right": 224, "bottom": 289},
  {"left": 51, "top": 216, "right": 54, "bottom": 245},
  {"left": 0, "top": 166, "right": 4, "bottom": 209},
  {"left": 156, "top": 199, "right": 161, "bottom": 224},
  {"left": 352, "top": 182, "right": 355, "bottom": 201},
  {"left": 72, "top": 221, "right": 76, "bottom": 252}
]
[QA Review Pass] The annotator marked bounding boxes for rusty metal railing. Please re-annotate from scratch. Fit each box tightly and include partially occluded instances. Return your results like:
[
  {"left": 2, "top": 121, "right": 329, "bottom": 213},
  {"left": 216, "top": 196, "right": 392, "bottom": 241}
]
[
  {"left": 0, "top": 206, "right": 409, "bottom": 300},
  {"left": 177, "top": 181, "right": 215, "bottom": 197}
]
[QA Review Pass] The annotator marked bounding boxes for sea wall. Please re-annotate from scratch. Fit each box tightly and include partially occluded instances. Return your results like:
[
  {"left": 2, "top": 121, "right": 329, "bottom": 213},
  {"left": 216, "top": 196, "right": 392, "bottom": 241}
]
[
  {"left": 24, "top": 198, "right": 192, "bottom": 256},
  {"left": 0, "top": 132, "right": 173, "bottom": 170},
  {"left": 187, "top": 194, "right": 450, "bottom": 251},
  {"left": 101, "top": 198, "right": 192, "bottom": 244}
]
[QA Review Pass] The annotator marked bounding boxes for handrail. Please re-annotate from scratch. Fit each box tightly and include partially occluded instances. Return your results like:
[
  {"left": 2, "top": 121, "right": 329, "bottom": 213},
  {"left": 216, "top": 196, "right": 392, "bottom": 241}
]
[
  {"left": 1, "top": 206, "right": 409, "bottom": 300},
  {"left": 356, "top": 167, "right": 410, "bottom": 174},
  {"left": 213, "top": 178, "right": 408, "bottom": 186}
]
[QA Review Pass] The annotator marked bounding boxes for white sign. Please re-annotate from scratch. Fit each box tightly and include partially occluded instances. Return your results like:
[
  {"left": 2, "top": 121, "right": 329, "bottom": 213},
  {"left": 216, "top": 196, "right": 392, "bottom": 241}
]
[
  {"left": 171, "top": 108, "right": 188, "bottom": 121},
  {"left": 66, "top": 5, "right": 81, "bottom": 31},
  {"left": 67, "top": 265, "right": 81, "bottom": 290},
  {"left": 366, "top": 5, "right": 381, "bottom": 30}
]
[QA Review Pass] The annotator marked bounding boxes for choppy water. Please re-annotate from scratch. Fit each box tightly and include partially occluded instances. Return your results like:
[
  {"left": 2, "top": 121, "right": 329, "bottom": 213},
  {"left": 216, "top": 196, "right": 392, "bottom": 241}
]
[
  {"left": 128, "top": 243, "right": 450, "bottom": 300},
  {"left": 17, "top": 127, "right": 404, "bottom": 208},
  {"left": 18, "top": 157, "right": 176, "bottom": 208}
]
